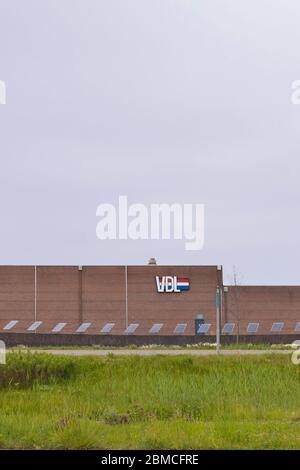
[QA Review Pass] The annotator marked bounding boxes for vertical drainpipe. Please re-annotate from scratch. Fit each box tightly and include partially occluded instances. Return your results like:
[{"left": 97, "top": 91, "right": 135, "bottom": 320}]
[{"left": 125, "top": 265, "right": 128, "bottom": 329}]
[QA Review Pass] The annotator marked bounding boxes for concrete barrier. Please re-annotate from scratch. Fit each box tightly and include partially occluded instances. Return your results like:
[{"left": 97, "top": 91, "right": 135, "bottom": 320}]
[{"left": 0, "top": 332, "right": 300, "bottom": 347}]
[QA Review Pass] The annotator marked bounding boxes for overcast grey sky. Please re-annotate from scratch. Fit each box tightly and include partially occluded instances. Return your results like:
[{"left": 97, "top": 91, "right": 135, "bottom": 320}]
[{"left": 0, "top": 1, "right": 300, "bottom": 284}]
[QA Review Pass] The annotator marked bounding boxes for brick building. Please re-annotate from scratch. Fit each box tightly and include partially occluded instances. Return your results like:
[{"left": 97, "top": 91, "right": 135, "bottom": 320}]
[{"left": 0, "top": 264, "right": 299, "bottom": 339}]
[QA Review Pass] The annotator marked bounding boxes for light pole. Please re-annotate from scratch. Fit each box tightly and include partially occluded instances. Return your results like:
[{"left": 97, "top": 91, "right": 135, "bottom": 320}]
[{"left": 215, "top": 286, "right": 221, "bottom": 354}]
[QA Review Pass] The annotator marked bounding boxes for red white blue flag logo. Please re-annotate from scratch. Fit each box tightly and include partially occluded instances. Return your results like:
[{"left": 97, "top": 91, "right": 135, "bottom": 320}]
[{"left": 156, "top": 276, "right": 190, "bottom": 293}]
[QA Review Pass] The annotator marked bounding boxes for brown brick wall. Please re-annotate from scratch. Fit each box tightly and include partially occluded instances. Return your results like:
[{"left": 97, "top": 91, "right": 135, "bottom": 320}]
[
  {"left": 0, "top": 265, "right": 220, "bottom": 335},
  {"left": 36, "top": 266, "right": 81, "bottom": 334},
  {"left": 1, "top": 266, "right": 299, "bottom": 336},
  {"left": 224, "top": 286, "right": 300, "bottom": 335},
  {"left": 82, "top": 266, "right": 126, "bottom": 334},
  {"left": 127, "top": 266, "right": 220, "bottom": 335},
  {"left": 0, "top": 266, "right": 35, "bottom": 333}
]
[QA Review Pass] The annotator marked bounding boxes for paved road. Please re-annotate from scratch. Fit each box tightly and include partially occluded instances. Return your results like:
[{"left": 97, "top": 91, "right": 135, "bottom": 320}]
[{"left": 17, "top": 348, "right": 292, "bottom": 356}]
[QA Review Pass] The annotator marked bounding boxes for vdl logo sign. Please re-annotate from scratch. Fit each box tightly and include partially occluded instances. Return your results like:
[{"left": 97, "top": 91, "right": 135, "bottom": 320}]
[{"left": 156, "top": 276, "right": 190, "bottom": 293}]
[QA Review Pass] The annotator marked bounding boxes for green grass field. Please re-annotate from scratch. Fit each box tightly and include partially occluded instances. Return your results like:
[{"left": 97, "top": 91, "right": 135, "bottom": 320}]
[{"left": 1, "top": 351, "right": 300, "bottom": 449}]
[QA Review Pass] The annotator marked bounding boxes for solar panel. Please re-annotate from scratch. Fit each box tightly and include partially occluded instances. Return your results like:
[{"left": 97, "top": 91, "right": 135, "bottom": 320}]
[
  {"left": 3, "top": 320, "right": 18, "bottom": 330},
  {"left": 125, "top": 323, "right": 139, "bottom": 334},
  {"left": 101, "top": 323, "right": 115, "bottom": 333},
  {"left": 222, "top": 323, "right": 235, "bottom": 334},
  {"left": 27, "top": 321, "right": 42, "bottom": 331},
  {"left": 174, "top": 323, "right": 187, "bottom": 334},
  {"left": 76, "top": 322, "right": 91, "bottom": 333},
  {"left": 149, "top": 323, "right": 163, "bottom": 334},
  {"left": 295, "top": 322, "right": 300, "bottom": 332},
  {"left": 52, "top": 322, "right": 67, "bottom": 332},
  {"left": 247, "top": 323, "right": 259, "bottom": 333},
  {"left": 271, "top": 322, "right": 284, "bottom": 332},
  {"left": 197, "top": 323, "right": 211, "bottom": 334}
]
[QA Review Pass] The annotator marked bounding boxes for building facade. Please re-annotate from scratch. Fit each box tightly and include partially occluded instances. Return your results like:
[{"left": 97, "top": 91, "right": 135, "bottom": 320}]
[{"left": 0, "top": 265, "right": 299, "bottom": 337}]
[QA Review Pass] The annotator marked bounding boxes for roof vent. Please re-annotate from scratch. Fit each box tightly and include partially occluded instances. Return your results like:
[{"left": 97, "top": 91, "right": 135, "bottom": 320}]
[{"left": 148, "top": 257, "right": 157, "bottom": 265}]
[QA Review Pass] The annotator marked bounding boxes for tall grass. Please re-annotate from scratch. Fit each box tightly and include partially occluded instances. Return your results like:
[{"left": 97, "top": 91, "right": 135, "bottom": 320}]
[
  {"left": 0, "top": 352, "right": 77, "bottom": 388},
  {"left": 0, "top": 352, "right": 300, "bottom": 449}
]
